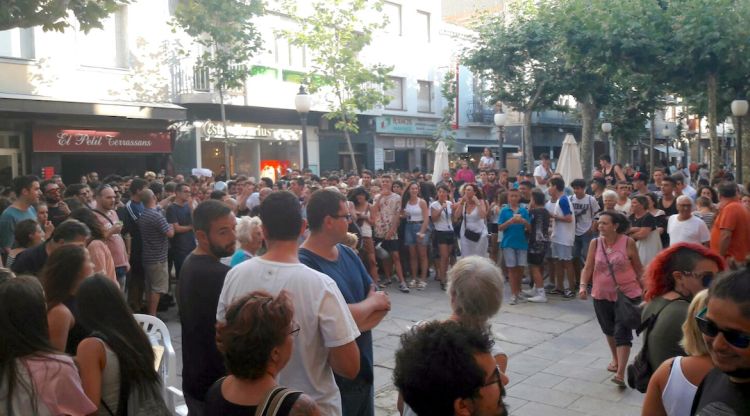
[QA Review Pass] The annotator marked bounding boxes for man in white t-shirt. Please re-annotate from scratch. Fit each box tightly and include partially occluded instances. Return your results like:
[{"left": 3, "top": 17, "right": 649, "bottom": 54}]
[
  {"left": 216, "top": 191, "right": 361, "bottom": 416},
  {"left": 570, "top": 179, "right": 599, "bottom": 276},
  {"left": 615, "top": 181, "right": 632, "bottom": 215},
  {"left": 548, "top": 177, "right": 576, "bottom": 298},
  {"left": 533, "top": 153, "right": 553, "bottom": 192},
  {"left": 668, "top": 195, "right": 710, "bottom": 246}
]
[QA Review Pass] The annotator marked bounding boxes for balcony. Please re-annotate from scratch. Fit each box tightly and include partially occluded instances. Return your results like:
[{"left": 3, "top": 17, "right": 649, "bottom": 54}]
[{"left": 465, "top": 102, "right": 494, "bottom": 125}]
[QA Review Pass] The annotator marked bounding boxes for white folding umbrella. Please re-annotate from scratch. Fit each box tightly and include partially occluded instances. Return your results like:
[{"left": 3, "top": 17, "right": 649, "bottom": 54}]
[
  {"left": 556, "top": 133, "right": 584, "bottom": 186},
  {"left": 432, "top": 140, "right": 450, "bottom": 184}
]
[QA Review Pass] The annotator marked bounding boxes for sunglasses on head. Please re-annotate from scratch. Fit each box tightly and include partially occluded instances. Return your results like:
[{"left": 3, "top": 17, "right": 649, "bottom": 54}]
[
  {"left": 683, "top": 271, "right": 715, "bottom": 288},
  {"left": 695, "top": 306, "right": 750, "bottom": 349}
]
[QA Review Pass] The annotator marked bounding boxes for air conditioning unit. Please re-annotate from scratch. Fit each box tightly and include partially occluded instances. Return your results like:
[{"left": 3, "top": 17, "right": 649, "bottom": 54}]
[{"left": 384, "top": 149, "right": 396, "bottom": 163}]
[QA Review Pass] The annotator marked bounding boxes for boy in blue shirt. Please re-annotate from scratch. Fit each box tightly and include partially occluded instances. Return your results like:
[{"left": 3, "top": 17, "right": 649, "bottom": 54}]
[{"left": 498, "top": 188, "right": 530, "bottom": 305}]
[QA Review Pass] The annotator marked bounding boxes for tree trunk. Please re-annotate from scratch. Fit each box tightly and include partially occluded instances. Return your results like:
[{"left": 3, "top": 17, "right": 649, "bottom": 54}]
[
  {"left": 742, "top": 116, "right": 750, "bottom": 186},
  {"left": 580, "top": 97, "right": 598, "bottom": 181},
  {"left": 340, "top": 112, "right": 358, "bottom": 172},
  {"left": 708, "top": 73, "right": 720, "bottom": 177},
  {"left": 523, "top": 110, "right": 534, "bottom": 172},
  {"left": 219, "top": 85, "right": 231, "bottom": 177},
  {"left": 649, "top": 115, "right": 656, "bottom": 176},
  {"left": 616, "top": 136, "right": 629, "bottom": 166}
]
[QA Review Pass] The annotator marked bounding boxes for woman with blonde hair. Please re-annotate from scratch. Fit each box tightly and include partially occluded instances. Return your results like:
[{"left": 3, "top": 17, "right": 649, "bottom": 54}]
[
  {"left": 230, "top": 216, "right": 263, "bottom": 267},
  {"left": 641, "top": 290, "right": 714, "bottom": 416}
]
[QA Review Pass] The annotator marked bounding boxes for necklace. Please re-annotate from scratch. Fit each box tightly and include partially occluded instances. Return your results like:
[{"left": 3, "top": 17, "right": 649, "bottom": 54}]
[{"left": 602, "top": 236, "right": 617, "bottom": 254}]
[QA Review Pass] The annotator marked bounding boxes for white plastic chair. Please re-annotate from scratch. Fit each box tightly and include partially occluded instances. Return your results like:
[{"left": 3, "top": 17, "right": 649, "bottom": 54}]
[{"left": 133, "top": 314, "right": 187, "bottom": 416}]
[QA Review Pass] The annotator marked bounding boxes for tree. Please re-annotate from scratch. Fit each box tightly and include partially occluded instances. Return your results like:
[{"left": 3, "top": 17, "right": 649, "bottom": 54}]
[
  {"left": 283, "top": 0, "right": 393, "bottom": 172},
  {"left": 662, "top": 0, "right": 750, "bottom": 176},
  {"left": 173, "top": 0, "right": 264, "bottom": 176},
  {"left": 463, "top": 1, "right": 564, "bottom": 172},
  {"left": 0, "top": 0, "right": 129, "bottom": 32},
  {"left": 428, "top": 69, "right": 458, "bottom": 152}
]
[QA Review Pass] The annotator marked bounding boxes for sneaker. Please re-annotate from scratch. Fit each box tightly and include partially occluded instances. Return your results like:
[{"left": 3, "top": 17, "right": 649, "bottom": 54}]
[
  {"left": 440, "top": 282, "right": 447, "bottom": 291},
  {"left": 521, "top": 288, "right": 537, "bottom": 298},
  {"left": 545, "top": 287, "right": 563, "bottom": 295},
  {"left": 417, "top": 280, "right": 428, "bottom": 290},
  {"left": 399, "top": 282, "right": 410, "bottom": 293},
  {"left": 521, "top": 277, "right": 531, "bottom": 285},
  {"left": 408, "top": 279, "right": 417, "bottom": 288},
  {"left": 563, "top": 289, "right": 575, "bottom": 299},
  {"left": 527, "top": 289, "right": 548, "bottom": 303},
  {"left": 509, "top": 295, "right": 526, "bottom": 305},
  {"left": 378, "top": 280, "right": 390, "bottom": 289}
]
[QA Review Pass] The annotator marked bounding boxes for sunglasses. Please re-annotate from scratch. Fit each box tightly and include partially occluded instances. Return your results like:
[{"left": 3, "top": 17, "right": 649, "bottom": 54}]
[
  {"left": 683, "top": 271, "right": 715, "bottom": 288},
  {"left": 289, "top": 322, "right": 301, "bottom": 337},
  {"left": 695, "top": 306, "right": 750, "bottom": 349}
]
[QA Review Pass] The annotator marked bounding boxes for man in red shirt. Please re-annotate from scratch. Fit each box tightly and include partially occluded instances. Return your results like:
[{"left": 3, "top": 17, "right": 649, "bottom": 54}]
[
  {"left": 454, "top": 160, "right": 476, "bottom": 184},
  {"left": 710, "top": 182, "right": 750, "bottom": 263}
]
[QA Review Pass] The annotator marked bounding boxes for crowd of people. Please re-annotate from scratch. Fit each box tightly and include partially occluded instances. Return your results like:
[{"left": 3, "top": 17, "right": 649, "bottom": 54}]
[{"left": 0, "top": 147, "right": 749, "bottom": 415}]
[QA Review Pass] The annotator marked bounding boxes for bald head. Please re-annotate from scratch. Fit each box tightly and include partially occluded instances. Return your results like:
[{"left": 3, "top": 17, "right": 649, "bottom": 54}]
[{"left": 140, "top": 189, "right": 156, "bottom": 207}]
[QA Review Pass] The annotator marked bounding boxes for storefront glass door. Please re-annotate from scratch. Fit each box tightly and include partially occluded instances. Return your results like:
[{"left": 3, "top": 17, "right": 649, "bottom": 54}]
[{"left": 0, "top": 149, "right": 20, "bottom": 188}]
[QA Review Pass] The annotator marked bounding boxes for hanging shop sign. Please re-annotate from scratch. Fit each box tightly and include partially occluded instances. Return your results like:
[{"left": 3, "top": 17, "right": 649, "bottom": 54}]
[
  {"left": 33, "top": 126, "right": 172, "bottom": 153},
  {"left": 375, "top": 116, "right": 439, "bottom": 136}
]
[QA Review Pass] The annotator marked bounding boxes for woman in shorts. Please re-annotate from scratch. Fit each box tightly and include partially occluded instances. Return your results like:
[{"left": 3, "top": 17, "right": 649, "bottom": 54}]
[
  {"left": 430, "top": 184, "right": 455, "bottom": 290},
  {"left": 524, "top": 189, "right": 550, "bottom": 303}
]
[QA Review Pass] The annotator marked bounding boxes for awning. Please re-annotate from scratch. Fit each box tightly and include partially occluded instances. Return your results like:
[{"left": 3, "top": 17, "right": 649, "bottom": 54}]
[
  {"left": 652, "top": 144, "right": 684, "bottom": 157},
  {"left": 0, "top": 92, "right": 186, "bottom": 121}
]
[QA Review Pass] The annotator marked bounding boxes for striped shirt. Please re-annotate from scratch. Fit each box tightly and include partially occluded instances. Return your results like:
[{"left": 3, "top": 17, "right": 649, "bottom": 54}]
[{"left": 137, "top": 207, "right": 171, "bottom": 264}]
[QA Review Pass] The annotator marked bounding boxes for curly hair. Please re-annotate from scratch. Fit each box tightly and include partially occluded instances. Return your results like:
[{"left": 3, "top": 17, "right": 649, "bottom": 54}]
[
  {"left": 219, "top": 290, "right": 294, "bottom": 380},
  {"left": 393, "top": 321, "right": 495, "bottom": 416},
  {"left": 643, "top": 243, "right": 725, "bottom": 301}
]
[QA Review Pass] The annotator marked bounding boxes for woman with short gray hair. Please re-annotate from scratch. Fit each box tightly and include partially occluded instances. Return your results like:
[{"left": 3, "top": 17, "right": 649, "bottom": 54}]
[{"left": 229, "top": 216, "right": 263, "bottom": 267}]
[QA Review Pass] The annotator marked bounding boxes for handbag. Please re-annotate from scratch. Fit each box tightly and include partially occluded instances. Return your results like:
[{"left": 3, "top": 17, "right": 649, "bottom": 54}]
[
  {"left": 626, "top": 297, "right": 689, "bottom": 392},
  {"left": 600, "top": 238, "right": 642, "bottom": 331},
  {"left": 254, "top": 385, "right": 302, "bottom": 416},
  {"left": 462, "top": 204, "right": 482, "bottom": 242}
]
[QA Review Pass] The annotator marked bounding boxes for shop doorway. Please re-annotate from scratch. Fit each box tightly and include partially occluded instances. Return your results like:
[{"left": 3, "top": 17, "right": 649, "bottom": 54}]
[
  {"left": 60, "top": 154, "right": 166, "bottom": 184},
  {"left": 0, "top": 149, "right": 21, "bottom": 188}
]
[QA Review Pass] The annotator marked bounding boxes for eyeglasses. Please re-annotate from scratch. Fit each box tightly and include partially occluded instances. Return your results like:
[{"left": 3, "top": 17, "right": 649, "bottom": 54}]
[
  {"left": 695, "top": 307, "right": 750, "bottom": 349},
  {"left": 289, "top": 322, "right": 301, "bottom": 337},
  {"left": 482, "top": 365, "right": 503, "bottom": 389},
  {"left": 330, "top": 213, "right": 352, "bottom": 221},
  {"left": 683, "top": 271, "right": 715, "bottom": 288}
]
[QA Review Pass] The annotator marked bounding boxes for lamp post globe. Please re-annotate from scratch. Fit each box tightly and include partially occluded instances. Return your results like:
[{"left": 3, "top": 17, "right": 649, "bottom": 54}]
[
  {"left": 295, "top": 85, "right": 312, "bottom": 170},
  {"left": 601, "top": 122, "right": 612, "bottom": 157},
  {"left": 731, "top": 99, "right": 748, "bottom": 184}
]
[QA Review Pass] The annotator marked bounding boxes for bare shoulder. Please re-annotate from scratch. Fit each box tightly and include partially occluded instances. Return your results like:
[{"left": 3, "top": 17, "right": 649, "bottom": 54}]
[{"left": 288, "top": 393, "right": 320, "bottom": 416}]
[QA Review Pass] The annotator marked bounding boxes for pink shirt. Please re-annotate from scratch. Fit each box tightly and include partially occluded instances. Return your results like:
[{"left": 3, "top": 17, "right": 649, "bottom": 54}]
[
  {"left": 9, "top": 354, "right": 97, "bottom": 416},
  {"left": 454, "top": 168, "right": 475, "bottom": 183},
  {"left": 88, "top": 239, "right": 117, "bottom": 282},
  {"left": 94, "top": 209, "right": 129, "bottom": 269},
  {"left": 591, "top": 235, "right": 642, "bottom": 301}
]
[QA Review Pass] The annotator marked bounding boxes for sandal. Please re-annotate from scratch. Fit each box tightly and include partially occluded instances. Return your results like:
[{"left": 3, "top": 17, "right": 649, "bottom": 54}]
[
  {"left": 611, "top": 375, "right": 626, "bottom": 387},
  {"left": 607, "top": 362, "right": 618, "bottom": 372}
]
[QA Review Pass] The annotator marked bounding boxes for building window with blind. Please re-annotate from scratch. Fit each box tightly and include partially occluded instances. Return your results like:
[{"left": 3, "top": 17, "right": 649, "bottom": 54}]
[
  {"left": 383, "top": 2, "right": 402, "bottom": 36},
  {"left": 416, "top": 11, "right": 430, "bottom": 43},
  {"left": 78, "top": 8, "right": 128, "bottom": 68},
  {"left": 0, "top": 28, "right": 35, "bottom": 59},
  {"left": 385, "top": 77, "right": 404, "bottom": 110},
  {"left": 417, "top": 81, "right": 432, "bottom": 113}
]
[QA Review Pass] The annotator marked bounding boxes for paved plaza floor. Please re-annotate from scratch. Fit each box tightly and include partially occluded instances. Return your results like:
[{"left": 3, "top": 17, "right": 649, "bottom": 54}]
[{"left": 165, "top": 278, "right": 645, "bottom": 416}]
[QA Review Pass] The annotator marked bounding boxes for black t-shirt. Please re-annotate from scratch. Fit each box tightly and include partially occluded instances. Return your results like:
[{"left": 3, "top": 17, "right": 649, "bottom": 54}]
[
  {"left": 629, "top": 212, "right": 656, "bottom": 230},
  {"left": 691, "top": 368, "right": 750, "bottom": 415},
  {"left": 117, "top": 201, "right": 143, "bottom": 273},
  {"left": 204, "top": 378, "right": 302, "bottom": 416},
  {"left": 166, "top": 202, "right": 196, "bottom": 254},
  {"left": 11, "top": 243, "right": 48, "bottom": 276},
  {"left": 47, "top": 204, "right": 68, "bottom": 227},
  {"left": 657, "top": 197, "right": 678, "bottom": 217},
  {"left": 178, "top": 253, "right": 230, "bottom": 401}
]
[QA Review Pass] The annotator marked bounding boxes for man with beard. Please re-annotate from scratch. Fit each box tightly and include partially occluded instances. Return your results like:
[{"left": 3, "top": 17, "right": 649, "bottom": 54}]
[
  {"left": 40, "top": 179, "right": 70, "bottom": 226},
  {"left": 178, "top": 200, "right": 236, "bottom": 415},
  {"left": 93, "top": 185, "right": 129, "bottom": 288},
  {"left": 691, "top": 266, "right": 750, "bottom": 415}
]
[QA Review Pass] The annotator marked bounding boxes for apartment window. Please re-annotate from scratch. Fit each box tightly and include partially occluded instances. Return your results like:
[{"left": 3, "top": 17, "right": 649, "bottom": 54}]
[
  {"left": 385, "top": 77, "right": 404, "bottom": 110},
  {"left": 78, "top": 8, "right": 128, "bottom": 68},
  {"left": 383, "top": 2, "right": 402, "bottom": 36},
  {"left": 416, "top": 11, "right": 430, "bottom": 42},
  {"left": 417, "top": 81, "right": 432, "bottom": 113},
  {"left": 0, "top": 28, "right": 35, "bottom": 59}
]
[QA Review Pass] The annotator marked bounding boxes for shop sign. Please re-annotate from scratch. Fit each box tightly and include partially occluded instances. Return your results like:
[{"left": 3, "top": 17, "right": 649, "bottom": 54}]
[
  {"left": 201, "top": 120, "right": 300, "bottom": 141},
  {"left": 375, "top": 116, "right": 438, "bottom": 136},
  {"left": 33, "top": 126, "right": 171, "bottom": 153}
]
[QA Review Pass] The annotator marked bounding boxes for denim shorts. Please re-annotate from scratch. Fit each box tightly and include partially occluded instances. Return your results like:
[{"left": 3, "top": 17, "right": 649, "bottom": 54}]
[
  {"left": 551, "top": 243, "right": 573, "bottom": 260},
  {"left": 404, "top": 222, "right": 430, "bottom": 246},
  {"left": 502, "top": 248, "right": 528, "bottom": 268}
]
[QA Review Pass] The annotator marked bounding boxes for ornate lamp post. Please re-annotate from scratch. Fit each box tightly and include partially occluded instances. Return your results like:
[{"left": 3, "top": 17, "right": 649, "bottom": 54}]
[
  {"left": 295, "top": 85, "right": 312, "bottom": 170},
  {"left": 601, "top": 122, "right": 612, "bottom": 159},
  {"left": 731, "top": 99, "right": 748, "bottom": 184},
  {"left": 494, "top": 103, "right": 507, "bottom": 169}
]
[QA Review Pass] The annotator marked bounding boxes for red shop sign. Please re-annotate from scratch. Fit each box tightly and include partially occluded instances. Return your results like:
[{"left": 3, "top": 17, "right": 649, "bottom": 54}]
[{"left": 33, "top": 126, "right": 172, "bottom": 153}]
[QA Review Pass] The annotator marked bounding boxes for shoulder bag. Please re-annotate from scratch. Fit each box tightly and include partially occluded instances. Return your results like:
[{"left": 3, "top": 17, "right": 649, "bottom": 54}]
[
  {"left": 463, "top": 204, "right": 481, "bottom": 242},
  {"left": 600, "top": 238, "right": 642, "bottom": 331},
  {"left": 254, "top": 386, "right": 303, "bottom": 416},
  {"left": 626, "top": 297, "right": 689, "bottom": 392}
]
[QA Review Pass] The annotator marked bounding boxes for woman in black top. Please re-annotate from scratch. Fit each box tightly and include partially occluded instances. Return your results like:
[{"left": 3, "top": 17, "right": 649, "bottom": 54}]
[{"left": 204, "top": 291, "right": 319, "bottom": 416}]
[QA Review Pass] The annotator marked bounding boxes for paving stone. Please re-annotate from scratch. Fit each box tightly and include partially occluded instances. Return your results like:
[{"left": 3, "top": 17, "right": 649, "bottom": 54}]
[
  {"left": 553, "top": 377, "right": 631, "bottom": 402},
  {"left": 519, "top": 372, "right": 566, "bottom": 388},
  {"left": 506, "top": 353, "right": 555, "bottom": 375},
  {"left": 511, "top": 401, "right": 582, "bottom": 416},
  {"left": 507, "top": 383, "right": 580, "bottom": 408},
  {"left": 568, "top": 396, "right": 643, "bottom": 416},
  {"left": 542, "top": 362, "right": 613, "bottom": 383}
]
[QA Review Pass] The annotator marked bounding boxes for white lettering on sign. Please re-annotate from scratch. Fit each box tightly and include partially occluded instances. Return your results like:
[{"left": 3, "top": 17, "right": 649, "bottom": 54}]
[{"left": 56, "top": 132, "right": 152, "bottom": 148}]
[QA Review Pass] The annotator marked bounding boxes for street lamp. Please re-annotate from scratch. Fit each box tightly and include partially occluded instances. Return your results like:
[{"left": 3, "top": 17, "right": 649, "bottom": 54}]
[
  {"left": 494, "top": 103, "right": 507, "bottom": 169},
  {"left": 662, "top": 126, "right": 671, "bottom": 170},
  {"left": 601, "top": 122, "right": 612, "bottom": 157},
  {"left": 731, "top": 99, "right": 748, "bottom": 184},
  {"left": 295, "top": 85, "right": 312, "bottom": 170}
]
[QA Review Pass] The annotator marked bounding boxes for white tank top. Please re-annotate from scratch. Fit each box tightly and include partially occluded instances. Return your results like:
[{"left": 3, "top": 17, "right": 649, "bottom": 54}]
[
  {"left": 405, "top": 200, "right": 423, "bottom": 222},
  {"left": 661, "top": 356, "right": 698, "bottom": 416}
]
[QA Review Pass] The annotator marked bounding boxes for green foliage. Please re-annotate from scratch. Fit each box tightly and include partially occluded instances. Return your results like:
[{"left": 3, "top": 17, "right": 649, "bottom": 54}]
[
  {"left": 0, "top": 0, "right": 129, "bottom": 32},
  {"left": 282, "top": 0, "right": 393, "bottom": 136},
  {"left": 173, "top": 0, "right": 264, "bottom": 91},
  {"left": 429, "top": 70, "right": 458, "bottom": 152}
]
